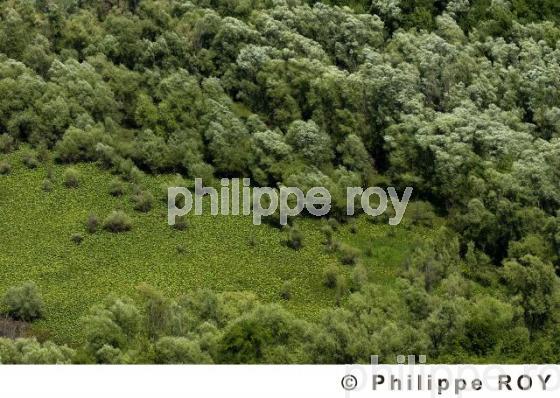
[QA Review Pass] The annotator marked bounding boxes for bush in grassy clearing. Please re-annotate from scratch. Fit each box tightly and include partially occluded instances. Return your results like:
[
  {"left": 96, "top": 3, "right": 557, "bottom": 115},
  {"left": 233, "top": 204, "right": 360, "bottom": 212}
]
[
  {"left": 63, "top": 168, "right": 80, "bottom": 188},
  {"left": 0, "top": 134, "right": 14, "bottom": 154},
  {"left": 339, "top": 243, "right": 361, "bottom": 265},
  {"left": 132, "top": 190, "right": 154, "bottom": 212},
  {"left": 285, "top": 224, "right": 304, "bottom": 250},
  {"left": 37, "top": 146, "right": 51, "bottom": 163},
  {"left": 280, "top": 281, "right": 293, "bottom": 300},
  {"left": 108, "top": 178, "right": 126, "bottom": 196},
  {"left": 2, "top": 282, "right": 44, "bottom": 322},
  {"left": 46, "top": 166, "right": 55, "bottom": 181},
  {"left": 103, "top": 211, "right": 133, "bottom": 233},
  {"left": 0, "top": 160, "right": 10, "bottom": 175},
  {"left": 323, "top": 266, "right": 341, "bottom": 289},
  {"left": 320, "top": 224, "right": 334, "bottom": 249},
  {"left": 71, "top": 233, "right": 84, "bottom": 245},
  {"left": 86, "top": 214, "right": 100, "bottom": 233},
  {"left": 41, "top": 178, "right": 53, "bottom": 192},
  {"left": 116, "top": 158, "right": 143, "bottom": 183},
  {"left": 335, "top": 275, "right": 348, "bottom": 306},
  {"left": 327, "top": 218, "right": 339, "bottom": 231},
  {"left": 349, "top": 220, "right": 358, "bottom": 234},
  {"left": 351, "top": 264, "right": 368, "bottom": 292},
  {"left": 22, "top": 151, "right": 39, "bottom": 169}
]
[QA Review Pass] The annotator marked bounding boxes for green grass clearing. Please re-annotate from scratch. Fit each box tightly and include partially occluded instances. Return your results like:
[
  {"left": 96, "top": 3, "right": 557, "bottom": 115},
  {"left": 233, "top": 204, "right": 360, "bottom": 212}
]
[{"left": 0, "top": 150, "right": 433, "bottom": 345}]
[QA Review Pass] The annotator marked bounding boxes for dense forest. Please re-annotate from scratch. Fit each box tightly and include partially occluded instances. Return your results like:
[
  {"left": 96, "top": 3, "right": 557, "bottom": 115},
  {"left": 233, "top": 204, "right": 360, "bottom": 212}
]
[{"left": 1, "top": 0, "right": 560, "bottom": 363}]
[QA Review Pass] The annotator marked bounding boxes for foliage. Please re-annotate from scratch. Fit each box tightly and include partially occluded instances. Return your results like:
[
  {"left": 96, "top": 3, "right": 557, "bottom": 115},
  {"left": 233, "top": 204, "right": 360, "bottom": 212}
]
[
  {"left": 86, "top": 214, "right": 100, "bottom": 234},
  {"left": 103, "top": 211, "right": 133, "bottom": 233},
  {"left": 280, "top": 281, "right": 293, "bottom": 301},
  {"left": 131, "top": 190, "right": 154, "bottom": 213},
  {"left": 108, "top": 178, "right": 126, "bottom": 197},
  {"left": 2, "top": 282, "right": 44, "bottom": 322},
  {"left": 285, "top": 224, "right": 304, "bottom": 250},
  {"left": 0, "top": 338, "right": 75, "bottom": 364},
  {"left": 63, "top": 167, "right": 81, "bottom": 188},
  {"left": 41, "top": 178, "right": 53, "bottom": 192},
  {"left": 3, "top": 155, "right": 418, "bottom": 345},
  {"left": 323, "top": 265, "right": 341, "bottom": 289},
  {"left": 21, "top": 151, "right": 38, "bottom": 169},
  {"left": 0, "top": 160, "right": 10, "bottom": 175},
  {"left": 71, "top": 233, "right": 84, "bottom": 245}
]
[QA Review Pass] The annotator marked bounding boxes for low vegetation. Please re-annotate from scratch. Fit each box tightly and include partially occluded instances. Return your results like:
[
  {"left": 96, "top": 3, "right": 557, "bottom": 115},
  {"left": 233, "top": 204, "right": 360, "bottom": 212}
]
[
  {"left": 103, "top": 211, "right": 133, "bottom": 233},
  {"left": 0, "top": 152, "right": 424, "bottom": 349},
  {"left": 2, "top": 282, "right": 44, "bottom": 322},
  {"left": 0, "top": 160, "right": 10, "bottom": 175},
  {"left": 63, "top": 168, "right": 81, "bottom": 189}
]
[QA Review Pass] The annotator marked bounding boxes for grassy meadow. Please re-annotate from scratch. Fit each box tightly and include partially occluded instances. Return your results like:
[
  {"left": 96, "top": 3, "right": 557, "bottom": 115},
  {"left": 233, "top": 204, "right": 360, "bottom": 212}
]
[{"left": 0, "top": 150, "right": 432, "bottom": 345}]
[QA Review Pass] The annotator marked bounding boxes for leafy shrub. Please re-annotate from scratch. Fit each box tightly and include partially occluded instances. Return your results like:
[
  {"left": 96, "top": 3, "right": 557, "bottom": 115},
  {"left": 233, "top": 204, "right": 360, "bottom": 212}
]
[
  {"left": 37, "top": 146, "right": 51, "bottom": 163},
  {"left": 55, "top": 125, "right": 108, "bottom": 163},
  {"left": 3, "top": 282, "right": 44, "bottom": 322},
  {"left": 86, "top": 214, "right": 99, "bottom": 234},
  {"left": 155, "top": 337, "right": 212, "bottom": 364},
  {"left": 41, "top": 179, "right": 53, "bottom": 192},
  {"left": 329, "top": 239, "right": 341, "bottom": 252},
  {"left": 372, "top": 212, "right": 389, "bottom": 225},
  {"left": 108, "top": 178, "right": 126, "bottom": 196},
  {"left": 116, "top": 158, "right": 143, "bottom": 183},
  {"left": 0, "top": 338, "right": 75, "bottom": 364},
  {"left": 327, "top": 218, "right": 339, "bottom": 231},
  {"left": 103, "top": 211, "right": 133, "bottom": 233},
  {"left": 22, "top": 151, "right": 39, "bottom": 169},
  {"left": 95, "top": 143, "right": 119, "bottom": 169},
  {"left": 71, "top": 233, "right": 84, "bottom": 245},
  {"left": 339, "top": 243, "right": 361, "bottom": 265},
  {"left": 46, "top": 166, "right": 55, "bottom": 181},
  {"left": 63, "top": 168, "right": 80, "bottom": 188},
  {"left": 321, "top": 224, "right": 334, "bottom": 248},
  {"left": 132, "top": 190, "right": 154, "bottom": 212},
  {"left": 351, "top": 264, "right": 368, "bottom": 292},
  {"left": 285, "top": 225, "right": 304, "bottom": 250},
  {"left": 335, "top": 275, "right": 348, "bottom": 306},
  {"left": 280, "top": 281, "right": 293, "bottom": 300},
  {"left": 0, "top": 160, "right": 10, "bottom": 175},
  {"left": 0, "top": 134, "right": 14, "bottom": 154},
  {"left": 323, "top": 266, "right": 341, "bottom": 289},
  {"left": 408, "top": 201, "right": 437, "bottom": 227},
  {"left": 386, "top": 228, "right": 396, "bottom": 238},
  {"left": 217, "top": 304, "right": 310, "bottom": 363}
]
